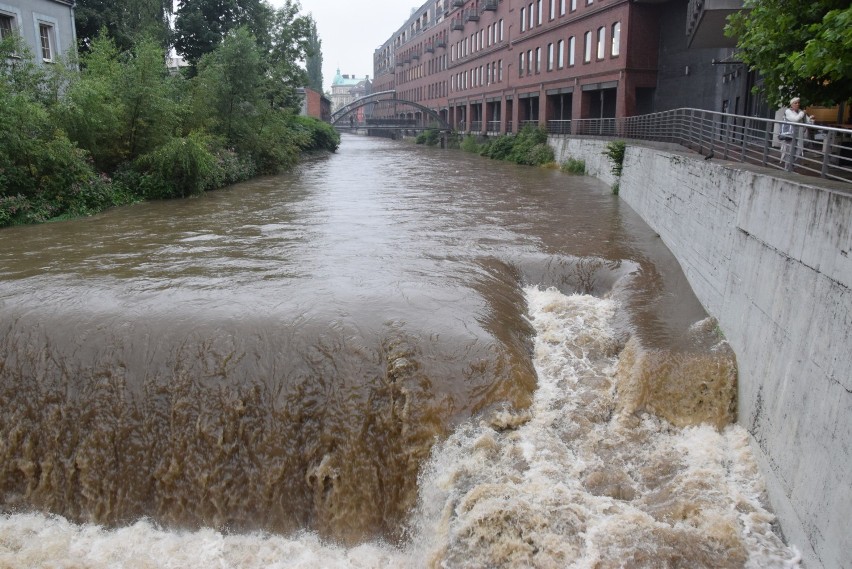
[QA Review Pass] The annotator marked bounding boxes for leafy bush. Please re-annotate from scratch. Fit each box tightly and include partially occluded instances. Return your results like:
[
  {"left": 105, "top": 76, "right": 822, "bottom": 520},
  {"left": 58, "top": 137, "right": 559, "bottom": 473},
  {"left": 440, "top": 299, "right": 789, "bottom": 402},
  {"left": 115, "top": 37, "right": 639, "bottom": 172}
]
[
  {"left": 0, "top": 195, "right": 36, "bottom": 226},
  {"left": 293, "top": 115, "right": 340, "bottom": 152},
  {"left": 525, "top": 143, "right": 555, "bottom": 165},
  {"left": 60, "top": 173, "right": 137, "bottom": 218},
  {"left": 134, "top": 132, "right": 217, "bottom": 198},
  {"left": 605, "top": 140, "right": 626, "bottom": 177},
  {"left": 460, "top": 134, "right": 482, "bottom": 153},
  {"left": 483, "top": 134, "right": 515, "bottom": 160},
  {"left": 415, "top": 129, "right": 440, "bottom": 146},
  {"left": 561, "top": 157, "right": 587, "bottom": 174},
  {"left": 508, "top": 126, "right": 550, "bottom": 165}
]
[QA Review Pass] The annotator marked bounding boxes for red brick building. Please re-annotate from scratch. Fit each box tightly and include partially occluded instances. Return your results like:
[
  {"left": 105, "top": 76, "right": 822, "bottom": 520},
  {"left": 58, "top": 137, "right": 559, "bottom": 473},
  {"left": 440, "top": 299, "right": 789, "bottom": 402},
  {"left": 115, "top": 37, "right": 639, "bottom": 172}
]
[
  {"left": 373, "top": 0, "right": 665, "bottom": 134},
  {"left": 297, "top": 87, "right": 332, "bottom": 122}
]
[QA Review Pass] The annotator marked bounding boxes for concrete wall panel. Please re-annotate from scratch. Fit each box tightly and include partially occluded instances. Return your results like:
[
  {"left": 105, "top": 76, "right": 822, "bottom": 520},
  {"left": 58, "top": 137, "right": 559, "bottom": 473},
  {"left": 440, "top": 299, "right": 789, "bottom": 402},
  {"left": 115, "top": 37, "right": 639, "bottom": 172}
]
[{"left": 550, "top": 136, "right": 852, "bottom": 569}]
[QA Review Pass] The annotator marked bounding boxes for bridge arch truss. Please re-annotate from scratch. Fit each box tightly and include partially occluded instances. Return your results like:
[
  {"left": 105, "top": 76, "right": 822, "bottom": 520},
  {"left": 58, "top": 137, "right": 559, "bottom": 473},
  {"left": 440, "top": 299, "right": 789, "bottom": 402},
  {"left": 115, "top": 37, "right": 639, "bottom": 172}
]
[{"left": 331, "top": 91, "right": 451, "bottom": 130}]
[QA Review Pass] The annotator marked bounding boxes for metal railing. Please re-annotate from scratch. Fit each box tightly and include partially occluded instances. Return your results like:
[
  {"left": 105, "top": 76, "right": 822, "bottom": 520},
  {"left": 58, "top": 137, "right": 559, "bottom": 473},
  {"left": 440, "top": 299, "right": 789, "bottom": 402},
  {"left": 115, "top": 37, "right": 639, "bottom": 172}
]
[
  {"left": 566, "top": 109, "right": 852, "bottom": 184},
  {"left": 547, "top": 119, "right": 571, "bottom": 134},
  {"left": 486, "top": 120, "right": 501, "bottom": 132},
  {"left": 470, "top": 120, "right": 483, "bottom": 132}
]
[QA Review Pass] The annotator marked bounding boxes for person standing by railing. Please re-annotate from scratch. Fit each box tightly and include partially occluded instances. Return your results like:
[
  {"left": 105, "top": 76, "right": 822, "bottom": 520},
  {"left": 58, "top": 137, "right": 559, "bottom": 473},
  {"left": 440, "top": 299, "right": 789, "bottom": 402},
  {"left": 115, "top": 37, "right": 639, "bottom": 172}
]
[{"left": 780, "top": 97, "right": 814, "bottom": 170}]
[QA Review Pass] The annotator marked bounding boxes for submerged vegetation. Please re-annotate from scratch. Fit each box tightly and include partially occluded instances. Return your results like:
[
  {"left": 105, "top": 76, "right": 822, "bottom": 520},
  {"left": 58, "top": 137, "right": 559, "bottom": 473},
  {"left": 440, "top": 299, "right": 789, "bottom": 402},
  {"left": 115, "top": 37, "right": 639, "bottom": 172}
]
[
  {"left": 561, "top": 157, "right": 587, "bottom": 175},
  {"left": 605, "top": 140, "right": 626, "bottom": 195},
  {"left": 459, "top": 125, "right": 556, "bottom": 167},
  {"left": 0, "top": 3, "right": 338, "bottom": 228}
]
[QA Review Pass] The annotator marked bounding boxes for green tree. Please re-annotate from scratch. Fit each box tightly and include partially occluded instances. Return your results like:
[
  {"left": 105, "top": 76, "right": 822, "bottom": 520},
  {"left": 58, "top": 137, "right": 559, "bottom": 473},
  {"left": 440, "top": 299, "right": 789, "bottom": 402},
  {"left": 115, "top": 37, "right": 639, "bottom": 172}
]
[
  {"left": 305, "top": 16, "right": 323, "bottom": 92},
  {"left": 75, "top": 0, "right": 173, "bottom": 52},
  {"left": 263, "top": 1, "right": 313, "bottom": 110},
  {"left": 58, "top": 33, "right": 185, "bottom": 170},
  {"left": 174, "top": 0, "right": 274, "bottom": 66},
  {"left": 727, "top": 0, "right": 852, "bottom": 107},
  {"left": 191, "top": 27, "right": 264, "bottom": 146},
  {"left": 0, "top": 35, "right": 98, "bottom": 222}
]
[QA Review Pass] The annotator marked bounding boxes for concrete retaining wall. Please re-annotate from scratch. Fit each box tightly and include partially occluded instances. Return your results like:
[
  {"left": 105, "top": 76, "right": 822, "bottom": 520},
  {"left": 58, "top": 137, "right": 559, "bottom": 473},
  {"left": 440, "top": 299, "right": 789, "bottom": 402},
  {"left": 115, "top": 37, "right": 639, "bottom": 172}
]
[{"left": 550, "top": 136, "right": 852, "bottom": 569}]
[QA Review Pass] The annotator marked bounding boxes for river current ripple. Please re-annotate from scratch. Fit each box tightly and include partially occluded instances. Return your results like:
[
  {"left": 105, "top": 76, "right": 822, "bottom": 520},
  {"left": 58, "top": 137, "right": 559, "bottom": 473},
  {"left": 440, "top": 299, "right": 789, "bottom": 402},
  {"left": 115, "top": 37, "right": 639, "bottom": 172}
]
[{"left": 0, "top": 135, "right": 798, "bottom": 567}]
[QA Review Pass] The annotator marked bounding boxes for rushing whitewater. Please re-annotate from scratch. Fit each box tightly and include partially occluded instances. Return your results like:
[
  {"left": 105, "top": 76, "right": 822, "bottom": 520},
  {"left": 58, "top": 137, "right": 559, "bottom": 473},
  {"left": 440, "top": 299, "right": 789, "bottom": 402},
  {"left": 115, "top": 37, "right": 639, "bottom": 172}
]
[
  {"left": 0, "top": 135, "right": 799, "bottom": 567},
  {"left": 0, "top": 289, "right": 799, "bottom": 567}
]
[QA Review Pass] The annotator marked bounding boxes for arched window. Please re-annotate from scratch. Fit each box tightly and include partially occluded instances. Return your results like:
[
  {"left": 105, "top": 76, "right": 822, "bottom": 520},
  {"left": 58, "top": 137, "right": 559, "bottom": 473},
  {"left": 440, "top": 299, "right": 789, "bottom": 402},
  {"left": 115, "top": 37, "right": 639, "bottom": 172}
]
[
  {"left": 583, "top": 31, "right": 591, "bottom": 63},
  {"left": 611, "top": 22, "right": 621, "bottom": 57},
  {"left": 597, "top": 27, "right": 605, "bottom": 60}
]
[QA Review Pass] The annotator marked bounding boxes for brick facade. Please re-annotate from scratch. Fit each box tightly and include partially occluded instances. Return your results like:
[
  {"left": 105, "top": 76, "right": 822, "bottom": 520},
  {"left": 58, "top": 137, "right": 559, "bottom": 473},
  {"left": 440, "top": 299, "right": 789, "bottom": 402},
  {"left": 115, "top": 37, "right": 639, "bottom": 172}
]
[{"left": 372, "top": 0, "right": 667, "bottom": 133}]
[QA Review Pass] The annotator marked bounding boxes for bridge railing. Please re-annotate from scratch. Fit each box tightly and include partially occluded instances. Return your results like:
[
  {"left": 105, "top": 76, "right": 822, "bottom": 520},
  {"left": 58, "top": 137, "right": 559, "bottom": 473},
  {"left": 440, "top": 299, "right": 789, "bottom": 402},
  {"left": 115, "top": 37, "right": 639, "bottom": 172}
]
[{"left": 565, "top": 109, "right": 852, "bottom": 184}]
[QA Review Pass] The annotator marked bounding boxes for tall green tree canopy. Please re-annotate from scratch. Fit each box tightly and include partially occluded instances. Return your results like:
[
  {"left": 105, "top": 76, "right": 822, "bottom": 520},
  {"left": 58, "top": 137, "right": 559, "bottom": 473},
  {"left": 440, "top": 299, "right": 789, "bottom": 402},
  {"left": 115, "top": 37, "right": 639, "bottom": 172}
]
[
  {"left": 173, "top": 0, "right": 273, "bottom": 65},
  {"left": 75, "top": 0, "right": 173, "bottom": 52},
  {"left": 305, "top": 16, "right": 323, "bottom": 92},
  {"left": 727, "top": 0, "right": 852, "bottom": 107}
]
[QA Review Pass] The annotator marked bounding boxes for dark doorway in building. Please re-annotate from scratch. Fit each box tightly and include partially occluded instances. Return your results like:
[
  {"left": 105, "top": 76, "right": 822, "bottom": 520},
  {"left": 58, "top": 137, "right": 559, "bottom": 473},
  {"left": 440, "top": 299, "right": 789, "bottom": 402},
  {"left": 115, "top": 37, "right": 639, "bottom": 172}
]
[
  {"left": 636, "top": 88, "right": 655, "bottom": 116},
  {"left": 589, "top": 88, "right": 617, "bottom": 120}
]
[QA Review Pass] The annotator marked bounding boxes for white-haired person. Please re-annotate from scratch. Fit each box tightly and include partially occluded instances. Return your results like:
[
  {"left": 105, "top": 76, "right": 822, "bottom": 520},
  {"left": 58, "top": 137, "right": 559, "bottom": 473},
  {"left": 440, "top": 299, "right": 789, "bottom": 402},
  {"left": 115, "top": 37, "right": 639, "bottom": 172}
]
[{"left": 779, "top": 97, "right": 814, "bottom": 169}]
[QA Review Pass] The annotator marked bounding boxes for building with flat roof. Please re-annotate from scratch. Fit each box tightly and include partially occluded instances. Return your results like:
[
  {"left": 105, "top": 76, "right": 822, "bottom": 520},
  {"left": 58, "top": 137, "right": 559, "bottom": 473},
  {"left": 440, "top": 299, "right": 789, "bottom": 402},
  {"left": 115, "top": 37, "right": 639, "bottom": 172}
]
[{"left": 372, "top": 0, "right": 759, "bottom": 133}]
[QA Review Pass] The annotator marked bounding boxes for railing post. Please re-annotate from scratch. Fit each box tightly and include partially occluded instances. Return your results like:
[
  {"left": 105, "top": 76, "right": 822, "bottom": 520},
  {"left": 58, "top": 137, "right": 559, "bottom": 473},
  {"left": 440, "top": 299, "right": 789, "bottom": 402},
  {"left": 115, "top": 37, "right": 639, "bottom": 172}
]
[{"left": 821, "top": 131, "right": 835, "bottom": 178}]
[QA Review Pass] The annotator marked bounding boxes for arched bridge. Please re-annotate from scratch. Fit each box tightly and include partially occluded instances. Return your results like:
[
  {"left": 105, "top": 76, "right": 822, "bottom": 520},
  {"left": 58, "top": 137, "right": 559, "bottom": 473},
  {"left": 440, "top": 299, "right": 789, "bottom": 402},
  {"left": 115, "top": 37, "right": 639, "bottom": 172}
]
[{"left": 331, "top": 90, "right": 451, "bottom": 131}]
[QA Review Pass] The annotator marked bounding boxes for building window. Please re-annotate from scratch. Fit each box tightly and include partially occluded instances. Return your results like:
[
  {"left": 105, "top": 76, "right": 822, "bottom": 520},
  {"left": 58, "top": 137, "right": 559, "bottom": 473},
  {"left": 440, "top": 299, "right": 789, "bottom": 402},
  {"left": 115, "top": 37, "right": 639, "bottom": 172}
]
[
  {"left": 499, "top": 19, "right": 504, "bottom": 41},
  {"left": 611, "top": 22, "right": 621, "bottom": 56},
  {"left": 550, "top": 0, "right": 555, "bottom": 20},
  {"left": 537, "top": 0, "right": 543, "bottom": 25},
  {"left": 583, "top": 32, "right": 591, "bottom": 63},
  {"left": 527, "top": 49, "right": 533, "bottom": 75},
  {"left": 529, "top": 3, "right": 534, "bottom": 29},
  {"left": 535, "top": 47, "right": 541, "bottom": 73},
  {"left": 570, "top": 0, "right": 576, "bottom": 11},
  {"left": 560, "top": 0, "right": 566, "bottom": 15},
  {"left": 520, "top": 7, "right": 526, "bottom": 32},
  {"left": 0, "top": 14, "right": 14, "bottom": 40},
  {"left": 547, "top": 42, "right": 554, "bottom": 71},
  {"left": 498, "top": 59, "right": 503, "bottom": 81},
  {"left": 519, "top": 53, "right": 525, "bottom": 76},
  {"left": 568, "top": 36, "right": 575, "bottom": 66},
  {"left": 557, "top": 39, "right": 564, "bottom": 68},
  {"left": 38, "top": 22, "right": 54, "bottom": 61},
  {"left": 597, "top": 26, "right": 605, "bottom": 60}
]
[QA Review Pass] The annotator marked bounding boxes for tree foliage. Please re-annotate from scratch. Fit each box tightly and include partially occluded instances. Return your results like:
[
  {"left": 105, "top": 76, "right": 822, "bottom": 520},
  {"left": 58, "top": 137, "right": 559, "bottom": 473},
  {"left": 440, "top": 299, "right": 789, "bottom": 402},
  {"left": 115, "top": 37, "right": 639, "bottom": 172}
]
[
  {"left": 305, "top": 16, "right": 323, "bottom": 92},
  {"left": 75, "top": 0, "right": 173, "bottom": 52},
  {"left": 0, "top": 1, "right": 337, "bottom": 227},
  {"left": 174, "top": 0, "right": 273, "bottom": 66},
  {"left": 727, "top": 0, "right": 852, "bottom": 107}
]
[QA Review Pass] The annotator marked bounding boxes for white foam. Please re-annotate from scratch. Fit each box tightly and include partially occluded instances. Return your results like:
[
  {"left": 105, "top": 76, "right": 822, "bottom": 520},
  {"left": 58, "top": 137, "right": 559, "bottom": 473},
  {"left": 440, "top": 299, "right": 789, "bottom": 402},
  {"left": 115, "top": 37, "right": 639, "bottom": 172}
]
[{"left": 0, "top": 287, "right": 800, "bottom": 568}]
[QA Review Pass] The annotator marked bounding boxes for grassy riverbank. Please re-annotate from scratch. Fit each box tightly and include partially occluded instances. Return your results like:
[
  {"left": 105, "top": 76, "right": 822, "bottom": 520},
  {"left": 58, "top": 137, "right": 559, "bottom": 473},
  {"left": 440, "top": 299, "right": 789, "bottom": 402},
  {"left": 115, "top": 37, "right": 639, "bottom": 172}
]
[{"left": 0, "top": 31, "right": 339, "bottom": 228}]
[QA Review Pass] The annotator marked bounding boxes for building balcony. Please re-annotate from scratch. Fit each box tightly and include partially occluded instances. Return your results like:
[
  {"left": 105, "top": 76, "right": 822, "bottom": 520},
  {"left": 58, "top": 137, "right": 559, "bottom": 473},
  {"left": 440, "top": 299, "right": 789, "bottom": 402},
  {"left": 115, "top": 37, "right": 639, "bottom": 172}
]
[
  {"left": 685, "top": 0, "right": 742, "bottom": 48},
  {"left": 425, "top": 42, "right": 435, "bottom": 53},
  {"left": 411, "top": 52, "right": 420, "bottom": 60},
  {"left": 451, "top": 0, "right": 465, "bottom": 7},
  {"left": 479, "top": 0, "right": 498, "bottom": 12},
  {"left": 464, "top": 9, "right": 479, "bottom": 22},
  {"left": 451, "top": 17, "right": 465, "bottom": 31},
  {"left": 436, "top": 37, "right": 447, "bottom": 48}
]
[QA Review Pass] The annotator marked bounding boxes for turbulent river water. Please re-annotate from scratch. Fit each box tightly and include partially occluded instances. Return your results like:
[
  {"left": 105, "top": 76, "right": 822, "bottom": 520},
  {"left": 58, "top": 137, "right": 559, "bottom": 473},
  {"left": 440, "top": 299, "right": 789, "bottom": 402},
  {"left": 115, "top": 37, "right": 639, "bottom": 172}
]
[{"left": 0, "top": 134, "right": 800, "bottom": 567}]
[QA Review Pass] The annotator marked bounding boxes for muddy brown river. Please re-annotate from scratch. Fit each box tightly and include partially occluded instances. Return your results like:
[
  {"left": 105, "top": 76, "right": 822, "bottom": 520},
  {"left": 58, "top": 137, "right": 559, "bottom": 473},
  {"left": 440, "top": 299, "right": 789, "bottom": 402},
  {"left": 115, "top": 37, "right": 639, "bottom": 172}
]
[{"left": 0, "top": 134, "right": 798, "bottom": 567}]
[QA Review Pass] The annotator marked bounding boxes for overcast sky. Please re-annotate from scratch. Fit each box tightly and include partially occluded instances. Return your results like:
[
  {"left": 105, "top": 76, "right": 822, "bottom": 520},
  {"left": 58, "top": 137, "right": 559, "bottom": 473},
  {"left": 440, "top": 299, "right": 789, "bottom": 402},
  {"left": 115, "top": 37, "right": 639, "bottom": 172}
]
[{"left": 269, "top": 0, "right": 419, "bottom": 92}]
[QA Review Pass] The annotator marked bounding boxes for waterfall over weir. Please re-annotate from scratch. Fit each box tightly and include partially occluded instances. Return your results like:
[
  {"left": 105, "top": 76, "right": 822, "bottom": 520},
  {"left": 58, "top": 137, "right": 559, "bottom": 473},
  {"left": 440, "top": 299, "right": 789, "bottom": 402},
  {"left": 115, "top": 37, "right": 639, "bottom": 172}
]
[{"left": 0, "top": 135, "right": 799, "bottom": 567}]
